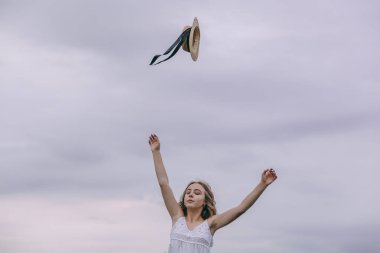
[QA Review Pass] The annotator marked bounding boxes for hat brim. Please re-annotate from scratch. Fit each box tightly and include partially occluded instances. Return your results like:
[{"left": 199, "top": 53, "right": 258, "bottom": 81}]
[
  {"left": 181, "top": 17, "right": 200, "bottom": 61},
  {"left": 189, "top": 17, "right": 200, "bottom": 61}
]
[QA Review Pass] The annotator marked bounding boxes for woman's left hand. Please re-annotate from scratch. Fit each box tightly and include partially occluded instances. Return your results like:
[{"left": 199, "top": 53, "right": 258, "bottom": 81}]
[{"left": 261, "top": 168, "right": 278, "bottom": 186}]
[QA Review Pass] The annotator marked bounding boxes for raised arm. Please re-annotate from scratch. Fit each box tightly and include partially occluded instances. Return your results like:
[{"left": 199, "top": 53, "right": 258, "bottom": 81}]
[
  {"left": 209, "top": 168, "right": 277, "bottom": 234},
  {"left": 149, "top": 134, "right": 182, "bottom": 220}
]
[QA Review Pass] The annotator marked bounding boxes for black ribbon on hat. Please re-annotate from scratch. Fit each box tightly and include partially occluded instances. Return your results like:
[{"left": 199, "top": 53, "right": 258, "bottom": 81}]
[{"left": 150, "top": 28, "right": 191, "bottom": 65}]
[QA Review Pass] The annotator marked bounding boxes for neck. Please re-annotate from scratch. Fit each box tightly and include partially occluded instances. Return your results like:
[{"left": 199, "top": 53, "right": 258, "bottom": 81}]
[{"left": 186, "top": 208, "right": 203, "bottom": 223}]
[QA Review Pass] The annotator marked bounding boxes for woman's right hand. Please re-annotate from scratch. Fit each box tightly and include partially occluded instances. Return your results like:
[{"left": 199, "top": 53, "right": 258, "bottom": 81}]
[{"left": 149, "top": 134, "right": 160, "bottom": 152}]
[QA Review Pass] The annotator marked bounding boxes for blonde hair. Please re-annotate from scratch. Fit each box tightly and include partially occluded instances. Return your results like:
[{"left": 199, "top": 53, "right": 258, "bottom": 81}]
[{"left": 179, "top": 181, "right": 217, "bottom": 219}]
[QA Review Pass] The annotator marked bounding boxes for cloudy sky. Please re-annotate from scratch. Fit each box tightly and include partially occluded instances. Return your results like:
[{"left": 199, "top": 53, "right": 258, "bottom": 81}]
[{"left": 1, "top": 0, "right": 379, "bottom": 252}]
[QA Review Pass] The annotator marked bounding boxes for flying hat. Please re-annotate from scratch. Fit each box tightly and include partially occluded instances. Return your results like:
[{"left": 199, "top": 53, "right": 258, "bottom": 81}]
[
  {"left": 150, "top": 17, "right": 201, "bottom": 65},
  {"left": 181, "top": 17, "right": 200, "bottom": 61}
]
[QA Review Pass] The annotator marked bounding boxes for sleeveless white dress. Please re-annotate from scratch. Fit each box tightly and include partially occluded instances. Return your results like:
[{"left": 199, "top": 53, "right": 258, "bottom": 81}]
[{"left": 168, "top": 217, "right": 213, "bottom": 253}]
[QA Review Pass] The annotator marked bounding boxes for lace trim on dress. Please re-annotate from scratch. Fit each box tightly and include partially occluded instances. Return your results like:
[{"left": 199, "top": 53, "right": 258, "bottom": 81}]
[{"left": 171, "top": 232, "right": 212, "bottom": 247}]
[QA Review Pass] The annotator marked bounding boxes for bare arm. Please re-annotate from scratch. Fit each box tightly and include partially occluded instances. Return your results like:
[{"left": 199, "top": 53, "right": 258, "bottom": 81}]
[
  {"left": 149, "top": 134, "right": 182, "bottom": 220},
  {"left": 209, "top": 168, "right": 277, "bottom": 234}
]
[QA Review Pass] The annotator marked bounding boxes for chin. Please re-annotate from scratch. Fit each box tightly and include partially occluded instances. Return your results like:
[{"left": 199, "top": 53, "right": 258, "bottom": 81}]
[{"left": 186, "top": 203, "right": 201, "bottom": 209}]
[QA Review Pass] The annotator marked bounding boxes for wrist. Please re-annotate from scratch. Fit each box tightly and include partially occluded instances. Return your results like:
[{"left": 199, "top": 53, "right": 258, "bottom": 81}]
[
  {"left": 259, "top": 181, "right": 268, "bottom": 189},
  {"left": 152, "top": 150, "right": 161, "bottom": 154}
]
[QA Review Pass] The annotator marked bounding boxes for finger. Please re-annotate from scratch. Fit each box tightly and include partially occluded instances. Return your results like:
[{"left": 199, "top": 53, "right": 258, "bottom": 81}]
[{"left": 262, "top": 169, "right": 270, "bottom": 177}]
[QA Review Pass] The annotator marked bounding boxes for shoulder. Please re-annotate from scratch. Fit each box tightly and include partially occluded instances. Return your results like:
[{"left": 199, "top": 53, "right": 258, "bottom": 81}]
[
  {"left": 172, "top": 212, "right": 185, "bottom": 225},
  {"left": 207, "top": 215, "right": 218, "bottom": 235},
  {"left": 207, "top": 214, "right": 218, "bottom": 226}
]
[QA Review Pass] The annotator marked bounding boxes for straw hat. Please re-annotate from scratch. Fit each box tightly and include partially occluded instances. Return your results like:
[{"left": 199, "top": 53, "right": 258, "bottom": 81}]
[{"left": 182, "top": 17, "right": 200, "bottom": 61}]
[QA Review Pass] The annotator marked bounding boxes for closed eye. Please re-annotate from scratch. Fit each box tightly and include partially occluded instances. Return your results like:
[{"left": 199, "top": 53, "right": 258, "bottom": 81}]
[{"left": 186, "top": 189, "right": 202, "bottom": 195}]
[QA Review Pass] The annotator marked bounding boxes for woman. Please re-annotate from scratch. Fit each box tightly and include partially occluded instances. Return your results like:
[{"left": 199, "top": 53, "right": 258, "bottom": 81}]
[{"left": 148, "top": 134, "right": 277, "bottom": 253}]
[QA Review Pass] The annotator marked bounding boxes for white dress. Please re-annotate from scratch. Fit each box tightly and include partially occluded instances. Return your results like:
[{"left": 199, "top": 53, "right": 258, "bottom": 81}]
[{"left": 168, "top": 217, "right": 213, "bottom": 253}]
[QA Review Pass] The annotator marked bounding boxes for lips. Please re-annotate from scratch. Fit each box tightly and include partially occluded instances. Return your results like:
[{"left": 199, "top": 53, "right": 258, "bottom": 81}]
[{"left": 186, "top": 200, "right": 194, "bottom": 203}]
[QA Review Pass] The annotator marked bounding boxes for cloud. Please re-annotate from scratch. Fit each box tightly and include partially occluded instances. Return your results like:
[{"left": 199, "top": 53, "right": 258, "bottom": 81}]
[
  {"left": 1, "top": 1, "right": 380, "bottom": 253},
  {"left": 0, "top": 195, "right": 170, "bottom": 253}
]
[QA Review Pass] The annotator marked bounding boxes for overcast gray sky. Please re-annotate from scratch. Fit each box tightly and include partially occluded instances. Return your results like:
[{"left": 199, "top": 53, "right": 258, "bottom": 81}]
[{"left": 1, "top": 0, "right": 379, "bottom": 253}]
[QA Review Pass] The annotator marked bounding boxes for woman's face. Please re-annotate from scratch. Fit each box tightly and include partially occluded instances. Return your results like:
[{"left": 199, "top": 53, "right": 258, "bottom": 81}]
[{"left": 184, "top": 183, "right": 206, "bottom": 209}]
